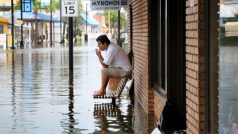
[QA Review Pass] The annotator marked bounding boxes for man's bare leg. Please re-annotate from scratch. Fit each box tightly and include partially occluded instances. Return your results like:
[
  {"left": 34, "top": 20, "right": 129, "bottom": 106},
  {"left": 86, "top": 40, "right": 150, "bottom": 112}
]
[{"left": 93, "top": 68, "right": 109, "bottom": 96}]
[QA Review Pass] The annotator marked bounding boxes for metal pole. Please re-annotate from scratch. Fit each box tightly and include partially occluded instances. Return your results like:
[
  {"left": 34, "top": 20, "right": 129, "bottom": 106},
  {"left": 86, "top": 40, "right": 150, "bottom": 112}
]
[
  {"left": 86, "top": 5, "right": 87, "bottom": 35},
  {"left": 69, "top": 17, "right": 74, "bottom": 71},
  {"left": 50, "top": 0, "right": 53, "bottom": 47},
  {"left": 117, "top": 9, "right": 121, "bottom": 47},
  {"left": 108, "top": 11, "right": 110, "bottom": 33},
  {"left": 11, "top": 0, "right": 15, "bottom": 49},
  {"left": 20, "top": 0, "right": 24, "bottom": 48},
  {"left": 84, "top": 4, "right": 88, "bottom": 42},
  {"left": 74, "top": 18, "right": 76, "bottom": 38},
  {"left": 60, "top": 0, "right": 62, "bottom": 43}
]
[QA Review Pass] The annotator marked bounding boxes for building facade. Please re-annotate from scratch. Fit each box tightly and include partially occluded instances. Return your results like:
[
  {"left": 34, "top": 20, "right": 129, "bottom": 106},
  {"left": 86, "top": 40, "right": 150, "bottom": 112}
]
[{"left": 127, "top": 0, "right": 238, "bottom": 133}]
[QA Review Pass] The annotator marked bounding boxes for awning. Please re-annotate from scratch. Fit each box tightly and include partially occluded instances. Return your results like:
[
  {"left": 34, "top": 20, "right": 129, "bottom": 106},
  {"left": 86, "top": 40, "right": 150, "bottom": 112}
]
[
  {"left": 80, "top": 13, "right": 100, "bottom": 26},
  {"left": 37, "top": 13, "right": 60, "bottom": 22},
  {"left": 0, "top": 11, "right": 35, "bottom": 20},
  {"left": 0, "top": 17, "right": 24, "bottom": 25},
  {"left": 0, "top": 17, "right": 8, "bottom": 23},
  {"left": 0, "top": 10, "right": 60, "bottom": 22}
]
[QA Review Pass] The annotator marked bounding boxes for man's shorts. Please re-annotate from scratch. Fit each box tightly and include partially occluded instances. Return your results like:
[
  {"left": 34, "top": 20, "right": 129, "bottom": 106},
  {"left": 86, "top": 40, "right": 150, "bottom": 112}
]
[{"left": 106, "top": 67, "right": 132, "bottom": 78}]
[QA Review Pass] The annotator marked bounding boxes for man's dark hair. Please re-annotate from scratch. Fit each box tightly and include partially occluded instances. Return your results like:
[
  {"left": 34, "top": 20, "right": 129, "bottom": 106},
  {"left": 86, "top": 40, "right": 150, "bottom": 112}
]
[{"left": 96, "top": 35, "right": 111, "bottom": 45}]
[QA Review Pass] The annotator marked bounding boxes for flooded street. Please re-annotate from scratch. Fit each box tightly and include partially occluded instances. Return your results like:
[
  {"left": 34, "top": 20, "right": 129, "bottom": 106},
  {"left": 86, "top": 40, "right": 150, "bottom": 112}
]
[{"left": 0, "top": 41, "right": 134, "bottom": 134}]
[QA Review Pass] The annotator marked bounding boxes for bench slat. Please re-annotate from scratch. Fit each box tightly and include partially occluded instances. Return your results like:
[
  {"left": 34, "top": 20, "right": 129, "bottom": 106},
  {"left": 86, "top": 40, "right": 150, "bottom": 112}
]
[{"left": 93, "top": 77, "right": 129, "bottom": 99}]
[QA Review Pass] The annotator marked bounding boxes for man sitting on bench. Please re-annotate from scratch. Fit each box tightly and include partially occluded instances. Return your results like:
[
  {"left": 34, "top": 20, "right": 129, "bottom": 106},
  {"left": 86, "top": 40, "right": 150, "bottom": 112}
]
[{"left": 93, "top": 35, "right": 132, "bottom": 96}]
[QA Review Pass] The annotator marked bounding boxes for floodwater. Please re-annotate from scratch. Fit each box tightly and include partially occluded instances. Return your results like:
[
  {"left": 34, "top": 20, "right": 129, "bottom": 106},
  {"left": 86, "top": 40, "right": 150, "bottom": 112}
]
[{"left": 0, "top": 41, "right": 134, "bottom": 134}]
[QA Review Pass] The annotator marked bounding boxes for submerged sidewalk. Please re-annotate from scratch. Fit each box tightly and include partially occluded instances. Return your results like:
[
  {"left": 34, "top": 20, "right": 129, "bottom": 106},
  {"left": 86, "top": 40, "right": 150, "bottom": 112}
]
[{"left": 0, "top": 40, "right": 135, "bottom": 134}]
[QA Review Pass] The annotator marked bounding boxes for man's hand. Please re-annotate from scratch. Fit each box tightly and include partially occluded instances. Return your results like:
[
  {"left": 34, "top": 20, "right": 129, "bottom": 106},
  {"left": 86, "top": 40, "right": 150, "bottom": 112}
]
[
  {"left": 95, "top": 48, "right": 101, "bottom": 57},
  {"left": 95, "top": 48, "right": 108, "bottom": 68}
]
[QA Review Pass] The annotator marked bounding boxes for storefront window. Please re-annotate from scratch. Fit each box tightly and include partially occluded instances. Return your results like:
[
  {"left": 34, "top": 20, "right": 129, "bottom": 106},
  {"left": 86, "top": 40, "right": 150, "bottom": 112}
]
[
  {"left": 219, "top": 0, "right": 238, "bottom": 133},
  {"left": 151, "top": 0, "right": 166, "bottom": 91}
]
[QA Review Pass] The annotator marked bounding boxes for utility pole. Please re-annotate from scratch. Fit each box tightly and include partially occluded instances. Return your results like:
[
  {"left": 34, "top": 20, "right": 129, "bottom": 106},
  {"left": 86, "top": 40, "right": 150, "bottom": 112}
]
[
  {"left": 50, "top": 0, "right": 53, "bottom": 47},
  {"left": 84, "top": 4, "right": 88, "bottom": 42},
  {"left": 11, "top": 0, "right": 15, "bottom": 49},
  {"left": 60, "top": 0, "right": 62, "bottom": 43},
  {"left": 20, "top": 0, "right": 24, "bottom": 49}
]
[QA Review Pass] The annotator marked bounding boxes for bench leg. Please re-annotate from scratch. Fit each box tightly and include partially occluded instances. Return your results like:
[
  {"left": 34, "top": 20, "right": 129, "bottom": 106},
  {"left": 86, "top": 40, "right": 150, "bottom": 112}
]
[{"left": 112, "top": 97, "right": 116, "bottom": 105}]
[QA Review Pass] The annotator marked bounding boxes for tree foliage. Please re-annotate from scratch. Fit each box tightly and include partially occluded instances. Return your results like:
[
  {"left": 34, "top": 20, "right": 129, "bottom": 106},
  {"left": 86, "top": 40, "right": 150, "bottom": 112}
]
[
  {"left": 46, "top": 0, "right": 59, "bottom": 13},
  {"left": 75, "top": 0, "right": 83, "bottom": 24},
  {"left": 103, "top": 10, "right": 127, "bottom": 30}
]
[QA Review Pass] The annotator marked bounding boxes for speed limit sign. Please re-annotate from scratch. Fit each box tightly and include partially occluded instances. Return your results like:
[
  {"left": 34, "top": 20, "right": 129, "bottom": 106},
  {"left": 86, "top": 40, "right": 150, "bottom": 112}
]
[{"left": 62, "top": 0, "right": 78, "bottom": 17}]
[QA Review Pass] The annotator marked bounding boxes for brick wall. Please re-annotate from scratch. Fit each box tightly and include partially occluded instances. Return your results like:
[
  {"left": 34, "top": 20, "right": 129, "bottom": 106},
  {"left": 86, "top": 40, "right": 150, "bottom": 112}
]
[
  {"left": 127, "top": 0, "right": 151, "bottom": 113},
  {"left": 128, "top": 0, "right": 217, "bottom": 133},
  {"left": 153, "top": 91, "right": 166, "bottom": 125},
  {"left": 127, "top": 0, "right": 166, "bottom": 130},
  {"left": 185, "top": 0, "right": 206, "bottom": 133}
]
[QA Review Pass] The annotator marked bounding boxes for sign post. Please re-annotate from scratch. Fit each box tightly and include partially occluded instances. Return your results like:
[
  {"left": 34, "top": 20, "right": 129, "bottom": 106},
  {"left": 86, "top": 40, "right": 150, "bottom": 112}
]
[
  {"left": 62, "top": 0, "right": 78, "bottom": 17},
  {"left": 61, "top": 0, "right": 78, "bottom": 72}
]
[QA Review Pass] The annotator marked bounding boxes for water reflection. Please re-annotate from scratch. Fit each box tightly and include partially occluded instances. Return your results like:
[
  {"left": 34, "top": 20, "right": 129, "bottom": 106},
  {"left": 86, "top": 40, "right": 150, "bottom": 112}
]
[
  {"left": 93, "top": 100, "right": 134, "bottom": 133},
  {"left": 61, "top": 72, "right": 81, "bottom": 133},
  {"left": 11, "top": 50, "right": 17, "bottom": 131},
  {"left": 219, "top": 46, "right": 238, "bottom": 134},
  {"left": 0, "top": 45, "right": 135, "bottom": 134},
  {"left": 133, "top": 102, "right": 155, "bottom": 134},
  {"left": 68, "top": 72, "right": 76, "bottom": 131}
]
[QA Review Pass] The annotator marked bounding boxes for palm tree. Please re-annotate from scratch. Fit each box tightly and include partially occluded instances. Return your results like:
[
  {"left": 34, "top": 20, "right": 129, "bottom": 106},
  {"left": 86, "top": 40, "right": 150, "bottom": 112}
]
[{"left": 44, "top": 0, "right": 59, "bottom": 46}]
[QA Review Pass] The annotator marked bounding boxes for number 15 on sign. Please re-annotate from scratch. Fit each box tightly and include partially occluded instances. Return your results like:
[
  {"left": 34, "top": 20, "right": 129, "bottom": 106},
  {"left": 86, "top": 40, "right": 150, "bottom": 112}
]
[{"left": 62, "top": 0, "right": 78, "bottom": 17}]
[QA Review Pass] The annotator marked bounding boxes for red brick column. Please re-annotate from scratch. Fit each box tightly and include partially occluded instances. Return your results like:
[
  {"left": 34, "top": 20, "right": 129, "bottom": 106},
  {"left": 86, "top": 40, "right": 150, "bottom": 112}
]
[{"left": 186, "top": 0, "right": 206, "bottom": 133}]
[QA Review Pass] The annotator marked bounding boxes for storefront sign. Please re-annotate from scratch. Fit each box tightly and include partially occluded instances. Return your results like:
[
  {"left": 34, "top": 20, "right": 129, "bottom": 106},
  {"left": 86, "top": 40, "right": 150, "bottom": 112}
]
[
  {"left": 22, "top": 0, "right": 32, "bottom": 12},
  {"left": 90, "top": 0, "right": 121, "bottom": 10}
]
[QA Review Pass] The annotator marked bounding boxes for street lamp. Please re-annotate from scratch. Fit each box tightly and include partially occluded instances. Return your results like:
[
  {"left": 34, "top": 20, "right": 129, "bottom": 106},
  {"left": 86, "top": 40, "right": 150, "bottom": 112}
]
[{"left": 84, "top": 3, "right": 88, "bottom": 42}]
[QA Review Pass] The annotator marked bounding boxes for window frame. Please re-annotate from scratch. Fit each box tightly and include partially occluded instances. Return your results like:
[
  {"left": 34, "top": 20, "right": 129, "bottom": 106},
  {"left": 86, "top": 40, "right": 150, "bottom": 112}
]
[
  {"left": 150, "top": 0, "right": 187, "bottom": 128},
  {"left": 151, "top": 0, "right": 167, "bottom": 95},
  {"left": 204, "top": 1, "right": 219, "bottom": 133}
]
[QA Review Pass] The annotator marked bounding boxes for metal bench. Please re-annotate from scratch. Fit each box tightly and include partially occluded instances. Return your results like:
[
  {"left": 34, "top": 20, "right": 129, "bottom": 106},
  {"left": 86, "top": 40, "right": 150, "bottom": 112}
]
[
  {"left": 93, "top": 76, "right": 132, "bottom": 104},
  {"left": 93, "top": 49, "right": 134, "bottom": 105}
]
